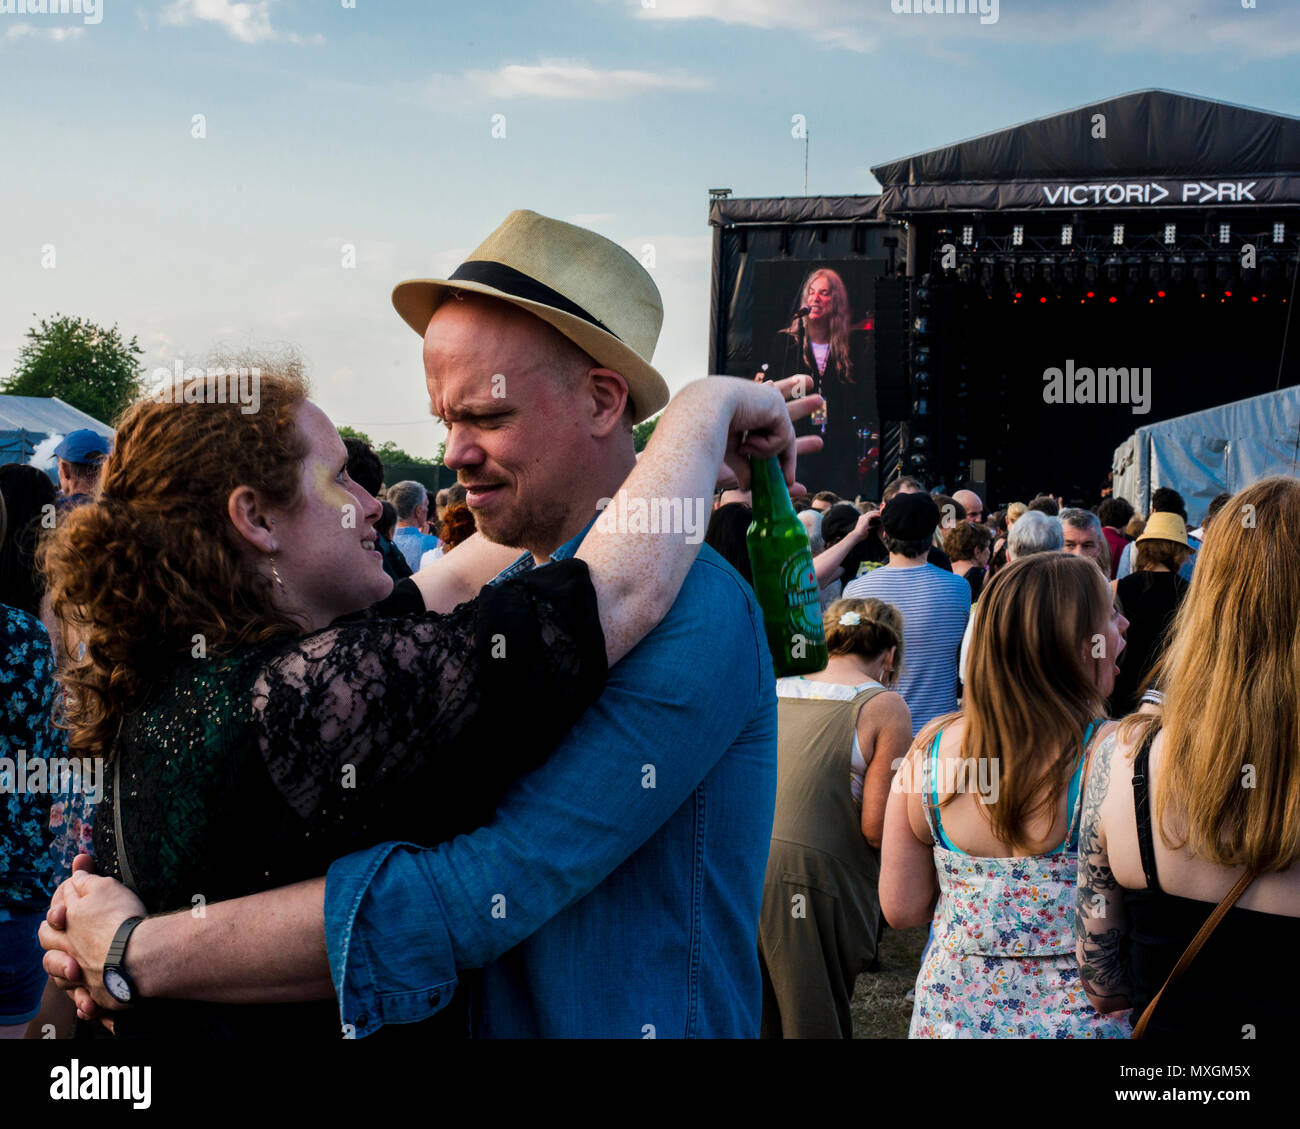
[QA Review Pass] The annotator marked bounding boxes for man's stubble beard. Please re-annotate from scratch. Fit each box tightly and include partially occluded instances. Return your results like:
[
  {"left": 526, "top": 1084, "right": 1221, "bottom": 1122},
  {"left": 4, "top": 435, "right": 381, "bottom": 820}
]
[{"left": 475, "top": 493, "right": 577, "bottom": 558}]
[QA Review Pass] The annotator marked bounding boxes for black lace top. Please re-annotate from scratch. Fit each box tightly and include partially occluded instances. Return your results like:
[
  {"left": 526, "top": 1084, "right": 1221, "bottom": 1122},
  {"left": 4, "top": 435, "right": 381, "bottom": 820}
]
[{"left": 88, "top": 559, "right": 606, "bottom": 1039}]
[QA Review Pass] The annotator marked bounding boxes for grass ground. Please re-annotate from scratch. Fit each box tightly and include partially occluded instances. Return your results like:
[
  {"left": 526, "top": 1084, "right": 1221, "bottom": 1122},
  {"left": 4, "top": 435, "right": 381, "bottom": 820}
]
[{"left": 849, "top": 924, "right": 928, "bottom": 1039}]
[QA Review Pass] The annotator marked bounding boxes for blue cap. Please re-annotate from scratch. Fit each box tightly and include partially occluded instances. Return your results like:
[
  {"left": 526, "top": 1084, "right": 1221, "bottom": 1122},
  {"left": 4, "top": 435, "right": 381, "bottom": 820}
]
[{"left": 53, "top": 429, "right": 111, "bottom": 464}]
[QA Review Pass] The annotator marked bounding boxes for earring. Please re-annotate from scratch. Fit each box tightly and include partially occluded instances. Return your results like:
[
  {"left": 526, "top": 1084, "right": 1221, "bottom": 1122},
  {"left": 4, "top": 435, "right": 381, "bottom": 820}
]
[{"left": 269, "top": 557, "right": 285, "bottom": 591}]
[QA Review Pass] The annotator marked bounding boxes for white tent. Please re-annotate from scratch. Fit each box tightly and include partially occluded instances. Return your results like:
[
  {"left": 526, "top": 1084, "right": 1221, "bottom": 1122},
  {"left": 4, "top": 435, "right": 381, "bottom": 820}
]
[
  {"left": 0, "top": 394, "right": 114, "bottom": 468},
  {"left": 1112, "top": 386, "right": 1300, "bottom": 526}
]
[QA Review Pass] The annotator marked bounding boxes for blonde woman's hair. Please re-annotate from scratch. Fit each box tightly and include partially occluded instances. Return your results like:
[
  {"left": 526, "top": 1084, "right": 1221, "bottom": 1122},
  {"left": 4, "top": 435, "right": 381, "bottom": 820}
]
[
  {"left": 823, "top": 597, "right": 903, "bottom": 686},
  {"left": 922, "top": 552, "right": 1111, "bottom": 853},
  {"left": 1005, "top": 501, "right": 1027, "bottom": 526},
  {"left": 1120, "top": 475, "right": 1300, "bottom": 872}
]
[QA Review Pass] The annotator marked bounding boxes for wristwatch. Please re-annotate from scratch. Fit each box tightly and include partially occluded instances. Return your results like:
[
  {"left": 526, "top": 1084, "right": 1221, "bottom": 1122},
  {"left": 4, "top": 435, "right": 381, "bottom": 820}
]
[{"left": 103, "top": 916, "right": 145, "bottom": 1005}]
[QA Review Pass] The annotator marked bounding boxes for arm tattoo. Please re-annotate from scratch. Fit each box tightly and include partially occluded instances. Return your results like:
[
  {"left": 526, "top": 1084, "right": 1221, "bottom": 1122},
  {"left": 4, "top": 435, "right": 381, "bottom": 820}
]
[{"left": 1075, "top": 733, "right": 1132, "bottom": 998}]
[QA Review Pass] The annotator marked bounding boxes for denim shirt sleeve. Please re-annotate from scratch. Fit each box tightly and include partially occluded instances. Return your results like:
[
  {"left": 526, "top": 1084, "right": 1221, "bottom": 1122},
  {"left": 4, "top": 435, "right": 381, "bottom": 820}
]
[
  {"left": 323, "top": 555, "right": 766, "bottom": 1037},
  {"left": 1116, "top": 540, "right": 1133, "bottom": 580},
  {"left": 325, "top": 841, "right": 458, "bottom": 1035}
]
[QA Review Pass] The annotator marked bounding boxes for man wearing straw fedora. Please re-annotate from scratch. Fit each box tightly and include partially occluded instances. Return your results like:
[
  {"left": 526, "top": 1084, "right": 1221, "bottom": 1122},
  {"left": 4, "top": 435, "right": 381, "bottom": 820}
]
[
  {"left": 45, "top": 212, "right": 792, "bottom": 1038},
  {"left": 329, "top": 211, "right": 783, "bottom": 1036}
]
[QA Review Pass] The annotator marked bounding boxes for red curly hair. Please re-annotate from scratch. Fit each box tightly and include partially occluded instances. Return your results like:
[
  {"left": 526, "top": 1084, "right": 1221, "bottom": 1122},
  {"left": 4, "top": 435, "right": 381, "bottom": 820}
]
[
  {"left": 40, "top": 354, "right": 313, "bottom": 761},
  {"left": 438, "top": 502, "right": 476, "bottom": 553}
]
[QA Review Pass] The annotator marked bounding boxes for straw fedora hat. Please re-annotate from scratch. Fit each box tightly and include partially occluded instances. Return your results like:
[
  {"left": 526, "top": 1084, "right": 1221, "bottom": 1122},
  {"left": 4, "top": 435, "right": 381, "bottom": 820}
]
[
  {"left": 1136, "top": 511, "right": 1189, "bottom": 545},
  {"left": 392, "top": 210, "right": 669, "bottom": 423}
]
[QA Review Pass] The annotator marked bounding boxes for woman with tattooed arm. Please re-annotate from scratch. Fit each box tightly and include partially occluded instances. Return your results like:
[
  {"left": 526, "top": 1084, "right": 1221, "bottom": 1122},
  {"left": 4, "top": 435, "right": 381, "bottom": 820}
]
[{"left": 1075, "top": 476, "right": 1300, "bottom": 1039}]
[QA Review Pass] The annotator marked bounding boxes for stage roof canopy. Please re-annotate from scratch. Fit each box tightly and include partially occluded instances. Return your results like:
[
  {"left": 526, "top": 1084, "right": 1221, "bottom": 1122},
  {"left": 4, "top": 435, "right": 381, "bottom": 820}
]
[
  {"left": 708, "top": 194, "right": 883, "bottom": 226},
  {"left": 871, "top": 89, "right": 1300, "bottom": 214}
]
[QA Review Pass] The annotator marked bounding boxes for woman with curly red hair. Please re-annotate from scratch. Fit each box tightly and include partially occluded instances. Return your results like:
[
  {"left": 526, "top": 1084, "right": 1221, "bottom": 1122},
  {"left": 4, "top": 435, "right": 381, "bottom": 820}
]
[{"left": 38, "top": 356, "right": 811, "bottom": 1038}]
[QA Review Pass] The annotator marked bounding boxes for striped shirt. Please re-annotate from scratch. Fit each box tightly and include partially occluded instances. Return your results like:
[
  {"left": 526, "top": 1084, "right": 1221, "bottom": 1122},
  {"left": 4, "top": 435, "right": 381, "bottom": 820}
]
[{"left": 842, "top": 563, "right": 970, "bottom": 737}]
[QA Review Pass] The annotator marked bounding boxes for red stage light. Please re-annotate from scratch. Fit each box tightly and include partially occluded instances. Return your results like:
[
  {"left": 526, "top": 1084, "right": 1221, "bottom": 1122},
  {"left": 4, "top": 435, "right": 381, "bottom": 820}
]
[
  {"left": 1157, "top": 290, "right": 1166, "bottom": 298},
  {"left": 1014, "top": 291, "right": 1023, "bottom": 298},
  {"left": 1252, "top": 296, "right": 1259, "bottom": 302},
  {"left": 1108, "top": 296, "right": 1117, "bottom": 303},
  {"left": 1225, "top": 290, "right": 1233, "bottom": 297},
  {"left": 1039, "top": 296, "right": 1047, "bottom": 303}
]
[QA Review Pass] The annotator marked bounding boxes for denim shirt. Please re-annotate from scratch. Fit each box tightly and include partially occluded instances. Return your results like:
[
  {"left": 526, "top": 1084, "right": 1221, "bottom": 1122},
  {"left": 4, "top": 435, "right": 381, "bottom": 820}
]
[{"left": 323, "top": 519, "right": 777, "bottom": 1038}]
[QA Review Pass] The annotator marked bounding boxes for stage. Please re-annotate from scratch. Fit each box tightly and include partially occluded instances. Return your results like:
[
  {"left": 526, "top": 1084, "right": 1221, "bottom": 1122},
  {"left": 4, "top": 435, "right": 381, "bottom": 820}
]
[{"left": 709, "top": 90, "right": 1300, "bottom": 506}]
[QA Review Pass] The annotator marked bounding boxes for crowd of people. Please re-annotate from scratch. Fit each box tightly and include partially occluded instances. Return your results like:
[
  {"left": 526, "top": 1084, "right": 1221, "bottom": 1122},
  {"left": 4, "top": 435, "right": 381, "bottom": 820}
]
[
  {"left": 1, "top": 210, "right": 1297, "bottom": 1042},
  {"left": 705, "top": 467, "right": 1299, "bottom": 1038}
]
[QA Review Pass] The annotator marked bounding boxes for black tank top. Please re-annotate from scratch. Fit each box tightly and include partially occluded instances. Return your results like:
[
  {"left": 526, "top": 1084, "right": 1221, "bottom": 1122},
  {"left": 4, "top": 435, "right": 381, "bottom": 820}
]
[
  {"left": 1123, "top": 724, "right": 1300, "bottom": 1038},
  {"left": 1110, "top": 571, "right": 1188, "bottom": 716}
]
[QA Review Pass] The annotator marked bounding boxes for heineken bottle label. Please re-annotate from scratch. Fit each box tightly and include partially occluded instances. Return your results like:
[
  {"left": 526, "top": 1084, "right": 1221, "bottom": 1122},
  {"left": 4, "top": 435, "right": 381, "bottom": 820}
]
[{"left": 778, "top": 550, "right": 825, "bottom": 642}]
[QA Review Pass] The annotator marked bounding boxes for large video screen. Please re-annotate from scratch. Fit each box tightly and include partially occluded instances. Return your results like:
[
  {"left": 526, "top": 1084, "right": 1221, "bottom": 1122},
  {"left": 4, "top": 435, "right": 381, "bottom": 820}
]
[{"left": 748, "top": 258, "right": 889, "bottom": 501}]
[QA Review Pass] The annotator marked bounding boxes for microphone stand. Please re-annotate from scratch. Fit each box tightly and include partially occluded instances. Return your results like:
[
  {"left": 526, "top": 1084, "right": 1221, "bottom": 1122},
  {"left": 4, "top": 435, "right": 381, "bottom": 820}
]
[{"left": 796, "top": 307, "right": 828, "bottom": 437}]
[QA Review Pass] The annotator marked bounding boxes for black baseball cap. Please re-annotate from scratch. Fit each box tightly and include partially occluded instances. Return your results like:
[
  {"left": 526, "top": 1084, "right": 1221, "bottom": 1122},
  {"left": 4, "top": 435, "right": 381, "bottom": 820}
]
[
  {"left": 820, "top": 503, "right": 863, "bottom": 547},
  {"left": 882, "top": 491, "right": 940, "bottom": 541}
]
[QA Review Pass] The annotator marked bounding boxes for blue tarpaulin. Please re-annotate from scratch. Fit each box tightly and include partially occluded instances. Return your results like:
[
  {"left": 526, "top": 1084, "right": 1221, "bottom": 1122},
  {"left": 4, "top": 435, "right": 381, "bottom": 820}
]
[{"left": 1112, "top": 385, "right": 1300, "bottom": 525}]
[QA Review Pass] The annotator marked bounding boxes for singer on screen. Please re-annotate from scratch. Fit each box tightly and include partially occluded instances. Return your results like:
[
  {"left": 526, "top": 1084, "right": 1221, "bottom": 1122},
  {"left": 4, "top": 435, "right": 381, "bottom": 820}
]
[{"left": 761, "top": 269, "right": 878, "bottom": 499}]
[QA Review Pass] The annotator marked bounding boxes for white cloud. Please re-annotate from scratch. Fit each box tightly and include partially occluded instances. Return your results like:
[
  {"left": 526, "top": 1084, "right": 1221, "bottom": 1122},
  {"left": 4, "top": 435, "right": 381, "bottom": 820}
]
[
  {"left": 464, "top": 60, "right": 711, "bottom": 100},
  {"left": 417, "top": 247, "right": 473, "bottom": 280},
  {"left": 567, "top": 212, "right": 617, "bottom": 227},
  {"left": 159, "top": 0, "right": 320, "bottom": 46},
  {"left": 618, "top": 0, "right": 1300, "bottom": 60},
  {"left": 620, "top": 233, "right": 713, "bottom": 397},
  {"left": 4, "top": 24, "right": 85, "bottom": 41},
  {"left": 632, "top": 0, "right": 877, "bottom": 53}
]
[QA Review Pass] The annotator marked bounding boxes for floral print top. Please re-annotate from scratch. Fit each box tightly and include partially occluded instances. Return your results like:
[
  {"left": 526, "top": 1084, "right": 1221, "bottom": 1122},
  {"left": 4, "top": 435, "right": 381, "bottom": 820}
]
[
  {"left": 0, "top": 604, "right": 89, "bottom": 915},
  {"left": 909, "top": 723, "right": 1130, "bottom": 1038}
]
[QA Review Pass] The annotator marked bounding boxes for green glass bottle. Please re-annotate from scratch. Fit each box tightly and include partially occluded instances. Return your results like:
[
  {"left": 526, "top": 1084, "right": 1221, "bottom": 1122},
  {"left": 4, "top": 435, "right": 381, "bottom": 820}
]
[{"left": 745, "top": 456, "right": 828, "bottom": 676}]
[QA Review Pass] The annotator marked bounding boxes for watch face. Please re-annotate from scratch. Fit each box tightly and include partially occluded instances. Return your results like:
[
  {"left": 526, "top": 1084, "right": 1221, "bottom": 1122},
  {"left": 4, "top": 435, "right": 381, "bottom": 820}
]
[{"left": 104, "top": 968, "right": 131, "bottom": 1004}]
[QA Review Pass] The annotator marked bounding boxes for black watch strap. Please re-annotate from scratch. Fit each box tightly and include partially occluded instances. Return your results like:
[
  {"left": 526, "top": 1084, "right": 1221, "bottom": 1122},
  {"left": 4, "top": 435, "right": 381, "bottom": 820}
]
[{"left": 105, "top": 915, "right": 145, "bottom": 974}]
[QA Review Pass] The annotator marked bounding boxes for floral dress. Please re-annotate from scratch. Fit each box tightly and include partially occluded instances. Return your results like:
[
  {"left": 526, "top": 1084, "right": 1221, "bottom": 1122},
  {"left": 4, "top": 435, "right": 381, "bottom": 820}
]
[
  {"left": 909, "top": 724, "right": 1130, "bottom": 1039},
  {"left": 0, "top": 604, "right": 80, "bottom": 920}
]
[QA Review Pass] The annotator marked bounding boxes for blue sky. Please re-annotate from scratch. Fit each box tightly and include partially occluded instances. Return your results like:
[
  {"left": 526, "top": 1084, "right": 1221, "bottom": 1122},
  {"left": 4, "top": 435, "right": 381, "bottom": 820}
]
[{"left": 3, "top": 0, "right": 1299, "bottom": 454}]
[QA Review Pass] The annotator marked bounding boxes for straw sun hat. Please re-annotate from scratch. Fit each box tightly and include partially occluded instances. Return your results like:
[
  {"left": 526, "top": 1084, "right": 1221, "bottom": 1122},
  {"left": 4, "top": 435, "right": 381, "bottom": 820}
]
[
  {"left": 391, "top": 210, "right": 670, "bottom": 423},
  {"left": 1135, "top": 511, "right": 1189, "bottom": 546}
]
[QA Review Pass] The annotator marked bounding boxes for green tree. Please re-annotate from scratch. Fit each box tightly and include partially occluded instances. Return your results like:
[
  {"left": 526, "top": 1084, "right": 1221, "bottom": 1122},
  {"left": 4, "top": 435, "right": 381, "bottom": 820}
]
[
  {"left": 335, "top": 426, "right": 439, "bottom": 468},
  {"left": 376, "top": 440, "right": 437, "bottom": 467},
  {"left": 633, "top": 412, "right": 661, "bottom": 453},
  {"left": 2, "top": 315, "right": 145, "bottom": 426},
  {"left": 335, "top": 425, "right": 375, "bottom": 447}
]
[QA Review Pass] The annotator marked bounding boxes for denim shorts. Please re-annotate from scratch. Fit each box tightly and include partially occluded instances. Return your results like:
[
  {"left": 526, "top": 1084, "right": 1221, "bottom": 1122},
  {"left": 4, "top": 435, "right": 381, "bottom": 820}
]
[{"left": 0, "top": 909, "right": 48, "bottom": 1025}]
